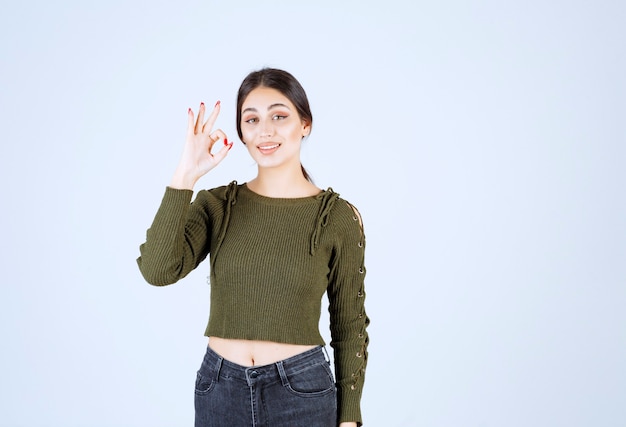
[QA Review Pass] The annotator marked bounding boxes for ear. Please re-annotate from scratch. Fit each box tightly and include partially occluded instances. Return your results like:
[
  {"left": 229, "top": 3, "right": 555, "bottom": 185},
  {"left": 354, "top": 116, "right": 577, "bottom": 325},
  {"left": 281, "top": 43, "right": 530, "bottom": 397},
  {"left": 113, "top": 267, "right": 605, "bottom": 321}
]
[{"left": 302, "top": 120, "right": 311, "bottom": 137}]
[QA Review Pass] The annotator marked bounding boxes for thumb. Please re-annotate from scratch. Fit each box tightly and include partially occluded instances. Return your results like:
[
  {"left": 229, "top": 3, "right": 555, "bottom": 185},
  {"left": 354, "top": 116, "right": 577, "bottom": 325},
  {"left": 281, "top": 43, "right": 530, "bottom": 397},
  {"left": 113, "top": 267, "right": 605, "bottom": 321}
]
[{"left": 212, "top": 141, "right": 234, "bottom": 165}]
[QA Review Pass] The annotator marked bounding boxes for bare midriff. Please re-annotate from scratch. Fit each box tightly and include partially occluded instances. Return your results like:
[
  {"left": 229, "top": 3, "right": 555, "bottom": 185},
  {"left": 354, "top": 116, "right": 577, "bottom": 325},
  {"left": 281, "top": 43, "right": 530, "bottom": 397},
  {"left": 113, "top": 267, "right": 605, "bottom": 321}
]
[{"left": 208, "top": 337, "right": 317, "bottom": 367}]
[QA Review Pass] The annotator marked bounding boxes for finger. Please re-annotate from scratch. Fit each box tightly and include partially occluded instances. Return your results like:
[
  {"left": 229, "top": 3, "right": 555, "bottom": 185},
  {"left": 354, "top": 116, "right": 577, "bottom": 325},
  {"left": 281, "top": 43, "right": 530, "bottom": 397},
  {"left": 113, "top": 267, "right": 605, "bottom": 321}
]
[
  {"left": 209, "top": 129, "right": 227, "bottom": 143},
  {"left": 207, "top": 129, "right": 228, "bottom": 152},
  {"left": 202, "top": 100, "right": 221, "bottom": 134},
  {"left": 211, "top": 140, "right": 234, "bottom": 165},
  {"left": 186, "top": 107, "right": 195, "bottom": 137},
  {"left": 194, "top": 102, "right": 205, "bottom": 134}
]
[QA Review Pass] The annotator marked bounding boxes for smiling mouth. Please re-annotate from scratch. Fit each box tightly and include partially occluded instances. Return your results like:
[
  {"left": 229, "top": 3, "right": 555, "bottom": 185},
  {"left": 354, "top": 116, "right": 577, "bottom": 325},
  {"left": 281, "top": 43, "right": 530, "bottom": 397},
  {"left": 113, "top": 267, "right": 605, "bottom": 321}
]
[{"left": 257, "top": 143, "right": 281, "bottom": 154}]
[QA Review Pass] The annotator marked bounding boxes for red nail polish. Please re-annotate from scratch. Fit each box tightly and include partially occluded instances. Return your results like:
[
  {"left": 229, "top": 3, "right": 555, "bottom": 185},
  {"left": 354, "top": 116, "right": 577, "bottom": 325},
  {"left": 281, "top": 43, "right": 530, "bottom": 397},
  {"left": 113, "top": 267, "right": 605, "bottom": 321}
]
[
  {"left": 228, "top": 142, "right": 233, "bottom": 149},
  {"left": 200, "top": 102, "right": 205, "bottom": 107},
  {"left": 223, "top": 137, "right": 228, "bottom": 146},
  {"left": 215, "top": 100, "right": 221, "bottom": 107}
]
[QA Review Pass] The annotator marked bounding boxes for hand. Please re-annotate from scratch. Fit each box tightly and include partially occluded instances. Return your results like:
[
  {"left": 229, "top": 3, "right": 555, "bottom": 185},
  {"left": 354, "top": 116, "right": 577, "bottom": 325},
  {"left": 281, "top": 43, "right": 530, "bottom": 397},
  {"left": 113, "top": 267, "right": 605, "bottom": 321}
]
[{"left": 170, "top": 101, "right": 232, "bottom": 189}]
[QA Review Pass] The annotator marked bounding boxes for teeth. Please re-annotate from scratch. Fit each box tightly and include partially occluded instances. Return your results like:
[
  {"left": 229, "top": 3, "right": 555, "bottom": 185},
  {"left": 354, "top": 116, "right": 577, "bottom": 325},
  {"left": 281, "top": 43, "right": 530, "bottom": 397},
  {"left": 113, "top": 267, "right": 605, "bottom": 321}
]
[{"left": 259, "top": 144, "right": 279, "bottom": 150}]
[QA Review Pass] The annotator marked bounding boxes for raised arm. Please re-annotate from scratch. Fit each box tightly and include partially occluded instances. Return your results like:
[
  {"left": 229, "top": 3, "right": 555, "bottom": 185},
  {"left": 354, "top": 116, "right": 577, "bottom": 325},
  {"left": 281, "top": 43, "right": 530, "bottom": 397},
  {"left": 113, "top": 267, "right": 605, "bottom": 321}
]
[{"left": 137, "top": 102, "right": 233, "bottom": 285}]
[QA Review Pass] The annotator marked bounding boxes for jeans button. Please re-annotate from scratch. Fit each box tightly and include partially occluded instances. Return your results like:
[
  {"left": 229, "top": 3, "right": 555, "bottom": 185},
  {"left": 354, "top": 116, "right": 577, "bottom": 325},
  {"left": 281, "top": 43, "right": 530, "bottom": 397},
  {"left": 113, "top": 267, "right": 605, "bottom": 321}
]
[{"left": 249, "top": 370, "right": 259, "bottom": 379}]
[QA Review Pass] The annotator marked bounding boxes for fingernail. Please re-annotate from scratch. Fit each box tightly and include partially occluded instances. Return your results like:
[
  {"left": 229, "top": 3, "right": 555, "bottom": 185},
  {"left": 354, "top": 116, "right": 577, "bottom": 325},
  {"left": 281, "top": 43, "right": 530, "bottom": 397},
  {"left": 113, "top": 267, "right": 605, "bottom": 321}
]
[
  {"left": 215, "top": 100, "right": 221, "bottom": 107},
  {"left": 223, "top": 137, "right": 228, "bottom": 146},
  {"left": 200, "top": 102, "right": 205, "bottom": 107},
  {"left": 188, "top": 108, "right": 192, "bottom": 113},
  {"left": 228, "top": 142, "right": 233, "bottom": 149}
]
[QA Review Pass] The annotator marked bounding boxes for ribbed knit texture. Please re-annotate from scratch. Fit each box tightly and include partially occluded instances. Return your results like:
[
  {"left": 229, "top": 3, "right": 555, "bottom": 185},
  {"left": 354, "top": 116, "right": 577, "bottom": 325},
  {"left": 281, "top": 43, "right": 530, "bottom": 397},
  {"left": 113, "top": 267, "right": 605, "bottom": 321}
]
[{"left": 137, "top": 182, "right": 369, "bottom": 425}]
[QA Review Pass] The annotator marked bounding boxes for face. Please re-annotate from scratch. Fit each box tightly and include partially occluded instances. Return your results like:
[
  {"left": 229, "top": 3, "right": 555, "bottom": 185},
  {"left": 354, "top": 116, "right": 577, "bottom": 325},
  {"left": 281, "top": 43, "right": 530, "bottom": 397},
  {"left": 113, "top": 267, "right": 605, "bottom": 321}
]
[{"left": 240, "top": 86, "right": 311, "bottom": 172}]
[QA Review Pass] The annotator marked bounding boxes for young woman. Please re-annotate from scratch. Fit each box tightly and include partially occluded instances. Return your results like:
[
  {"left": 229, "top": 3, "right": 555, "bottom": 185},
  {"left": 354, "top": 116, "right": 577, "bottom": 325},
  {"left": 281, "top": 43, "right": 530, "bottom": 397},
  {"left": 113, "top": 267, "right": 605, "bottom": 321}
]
[{"left": 137, "top": 68, "right": 369, "bottom": 427}]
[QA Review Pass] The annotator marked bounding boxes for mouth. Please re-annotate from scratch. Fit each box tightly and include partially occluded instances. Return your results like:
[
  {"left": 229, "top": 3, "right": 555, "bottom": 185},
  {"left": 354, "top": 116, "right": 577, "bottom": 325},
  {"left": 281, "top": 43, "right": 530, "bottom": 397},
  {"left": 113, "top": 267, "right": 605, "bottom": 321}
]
[{"left": 257, "top": 143, "right": 281, "bottom": 155}]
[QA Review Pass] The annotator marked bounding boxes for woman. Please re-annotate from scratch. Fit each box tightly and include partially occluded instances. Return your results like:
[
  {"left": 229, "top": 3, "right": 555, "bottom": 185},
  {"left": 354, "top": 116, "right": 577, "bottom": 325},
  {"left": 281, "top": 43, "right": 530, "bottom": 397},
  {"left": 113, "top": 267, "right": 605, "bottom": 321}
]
[{"left": 137, "top": 68, "right": 369, "bottom": 427}]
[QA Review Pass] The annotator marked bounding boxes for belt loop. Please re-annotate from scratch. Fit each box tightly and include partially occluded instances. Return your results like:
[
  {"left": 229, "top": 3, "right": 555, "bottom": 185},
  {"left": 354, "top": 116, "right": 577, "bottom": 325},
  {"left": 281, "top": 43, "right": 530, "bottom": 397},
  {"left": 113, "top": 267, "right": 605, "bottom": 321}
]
[
  {"left": 276, "top": 361, "right": 289, "bottom": 387},
  {"left": 214, "top": 356, "right": 223, "bottom": 383},
  {"left": 322, "top": 346, "right": 331, "bottom": 363}
]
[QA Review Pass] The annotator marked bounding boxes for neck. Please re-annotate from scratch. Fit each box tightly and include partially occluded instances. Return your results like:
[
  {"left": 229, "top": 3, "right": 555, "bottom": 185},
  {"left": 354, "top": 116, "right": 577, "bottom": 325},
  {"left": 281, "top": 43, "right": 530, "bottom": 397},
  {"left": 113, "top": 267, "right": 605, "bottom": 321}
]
[{"left": 248, "top": 165, "right": 318, "bottom": 198}]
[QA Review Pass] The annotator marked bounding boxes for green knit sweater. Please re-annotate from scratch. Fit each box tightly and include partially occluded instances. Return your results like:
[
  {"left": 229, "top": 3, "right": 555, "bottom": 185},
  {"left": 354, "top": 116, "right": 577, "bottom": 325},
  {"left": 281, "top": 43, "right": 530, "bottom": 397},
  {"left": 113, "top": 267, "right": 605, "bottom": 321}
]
[{"left": 137, "top": 182, "right": 369, "bottom": 424}]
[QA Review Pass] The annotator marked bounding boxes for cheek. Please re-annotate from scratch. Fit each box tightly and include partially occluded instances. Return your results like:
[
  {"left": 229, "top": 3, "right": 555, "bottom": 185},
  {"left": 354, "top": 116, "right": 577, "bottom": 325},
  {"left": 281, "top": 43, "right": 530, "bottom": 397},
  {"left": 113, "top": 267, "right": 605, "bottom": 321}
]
[
  {"left": 241, "top": 127, "right": 254, "bottom": 144},
  {"left": 290, "top": 126, "right": 305, "bottom": 141}
]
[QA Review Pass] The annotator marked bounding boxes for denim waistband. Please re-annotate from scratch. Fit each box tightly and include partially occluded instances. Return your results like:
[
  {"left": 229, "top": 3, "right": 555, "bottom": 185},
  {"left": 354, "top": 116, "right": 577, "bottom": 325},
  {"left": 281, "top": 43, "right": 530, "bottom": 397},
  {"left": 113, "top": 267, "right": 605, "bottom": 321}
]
[{"left": 201, "top": 345, "right": 328, "bottom": 387}]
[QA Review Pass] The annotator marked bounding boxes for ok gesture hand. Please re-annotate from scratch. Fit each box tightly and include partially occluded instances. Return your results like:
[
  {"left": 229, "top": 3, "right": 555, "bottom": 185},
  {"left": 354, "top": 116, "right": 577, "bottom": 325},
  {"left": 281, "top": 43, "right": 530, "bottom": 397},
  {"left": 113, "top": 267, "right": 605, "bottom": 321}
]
[{"left": 170, "top": 101, "right": 233, "bottom": 189}]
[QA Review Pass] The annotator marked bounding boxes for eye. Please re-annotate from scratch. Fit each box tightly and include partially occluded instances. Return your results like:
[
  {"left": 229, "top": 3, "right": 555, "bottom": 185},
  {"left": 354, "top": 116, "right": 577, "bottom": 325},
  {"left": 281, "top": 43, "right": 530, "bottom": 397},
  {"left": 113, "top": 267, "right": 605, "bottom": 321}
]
[
  {"left": 272, "top": 114, "right": 288, "bottom": 121},
  {"left": 244, "top": 117, "right": 258, "bottom": 124}
]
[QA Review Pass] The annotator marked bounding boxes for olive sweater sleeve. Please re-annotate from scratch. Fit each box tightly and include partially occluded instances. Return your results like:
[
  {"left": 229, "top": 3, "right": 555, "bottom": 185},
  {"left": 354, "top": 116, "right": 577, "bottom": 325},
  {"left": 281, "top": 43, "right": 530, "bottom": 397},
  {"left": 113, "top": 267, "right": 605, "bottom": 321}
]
[
  {"left": 327, "top": 200, "right": 370, "bottom": 426},
  {"left": 137, "top": 187, "right": 213, "bottom": 286}
]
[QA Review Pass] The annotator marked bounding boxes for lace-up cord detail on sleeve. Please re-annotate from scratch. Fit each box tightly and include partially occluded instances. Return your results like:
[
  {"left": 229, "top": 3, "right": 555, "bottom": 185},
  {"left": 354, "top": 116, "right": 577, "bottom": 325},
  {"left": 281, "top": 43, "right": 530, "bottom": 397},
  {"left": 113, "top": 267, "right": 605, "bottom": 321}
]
[
  {"left": 346, "top": 201, "right": 369, "bottom": 395},
  {"left": 310, "top": 189, "right": 340, "bottom": 255}
]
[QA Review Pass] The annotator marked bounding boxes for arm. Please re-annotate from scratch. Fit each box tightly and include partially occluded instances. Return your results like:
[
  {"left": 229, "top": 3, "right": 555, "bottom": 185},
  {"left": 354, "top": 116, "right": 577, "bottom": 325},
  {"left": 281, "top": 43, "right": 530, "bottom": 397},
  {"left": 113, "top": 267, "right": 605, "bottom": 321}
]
[
  {"left": 327, "top": 201, "right": 369, "bottom": 426},
  {"left": 137, "top": 102, "right": 233, "bottom": 285},
  {"left": 137, "top": 187, "right": 212, "bottom": 286}
]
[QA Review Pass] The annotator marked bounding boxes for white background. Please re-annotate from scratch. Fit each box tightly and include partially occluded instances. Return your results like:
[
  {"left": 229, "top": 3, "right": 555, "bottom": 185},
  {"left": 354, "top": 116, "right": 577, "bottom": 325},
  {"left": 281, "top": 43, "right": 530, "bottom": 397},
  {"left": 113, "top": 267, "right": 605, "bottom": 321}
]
[{"left": 1, "top": 0, "right": 624, "bottom": 426}]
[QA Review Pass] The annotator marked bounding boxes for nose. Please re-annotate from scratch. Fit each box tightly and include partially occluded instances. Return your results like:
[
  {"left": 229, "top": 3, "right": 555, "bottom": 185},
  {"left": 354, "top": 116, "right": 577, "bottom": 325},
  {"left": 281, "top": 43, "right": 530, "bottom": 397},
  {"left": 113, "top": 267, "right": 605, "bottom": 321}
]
[{"left": 260, "top": 119, "right": 274, "bottom": 138}]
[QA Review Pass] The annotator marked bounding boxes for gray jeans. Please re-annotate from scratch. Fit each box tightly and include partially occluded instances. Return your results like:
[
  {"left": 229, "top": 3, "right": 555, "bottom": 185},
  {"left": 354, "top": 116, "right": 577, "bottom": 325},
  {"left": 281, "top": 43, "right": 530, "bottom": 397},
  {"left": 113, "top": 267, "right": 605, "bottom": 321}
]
[{"left": 194, "top": 345, "right": 337, "bottom": 426}]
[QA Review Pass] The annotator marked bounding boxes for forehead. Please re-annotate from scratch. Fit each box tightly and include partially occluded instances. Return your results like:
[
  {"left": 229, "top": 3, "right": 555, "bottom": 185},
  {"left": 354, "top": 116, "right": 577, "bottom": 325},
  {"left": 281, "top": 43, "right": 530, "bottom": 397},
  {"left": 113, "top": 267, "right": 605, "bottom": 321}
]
[{"left": 241, "top": 86, "right": 294, "bottom": 110}]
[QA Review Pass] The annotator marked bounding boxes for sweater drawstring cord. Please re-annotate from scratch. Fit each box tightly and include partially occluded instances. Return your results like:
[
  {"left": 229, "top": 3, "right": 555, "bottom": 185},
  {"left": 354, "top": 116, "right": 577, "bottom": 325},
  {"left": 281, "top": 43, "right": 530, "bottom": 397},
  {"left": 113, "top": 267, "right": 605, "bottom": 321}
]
[
  {"left": 310, "top": 189, "right": 339, "bottom": 255},
  {"left": 210, "top": 180, "right": 239, "bottom": 273}
]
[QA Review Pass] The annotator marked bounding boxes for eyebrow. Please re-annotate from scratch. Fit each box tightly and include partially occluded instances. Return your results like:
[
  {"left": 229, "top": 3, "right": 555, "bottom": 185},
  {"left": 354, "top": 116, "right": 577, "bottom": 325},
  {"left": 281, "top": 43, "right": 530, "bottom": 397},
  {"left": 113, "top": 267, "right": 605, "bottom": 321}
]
[{"left": 242, "top": 103, "right": 291, "bottom": 114}]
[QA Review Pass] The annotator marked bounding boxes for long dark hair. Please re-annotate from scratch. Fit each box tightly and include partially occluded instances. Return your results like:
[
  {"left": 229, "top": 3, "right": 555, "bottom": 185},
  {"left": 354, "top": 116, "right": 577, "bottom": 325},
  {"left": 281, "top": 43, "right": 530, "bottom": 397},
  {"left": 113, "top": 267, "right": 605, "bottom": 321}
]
[{"left": 236, "top": 68, "right": 314, "bottom": 182}]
